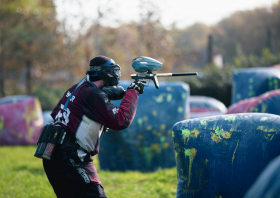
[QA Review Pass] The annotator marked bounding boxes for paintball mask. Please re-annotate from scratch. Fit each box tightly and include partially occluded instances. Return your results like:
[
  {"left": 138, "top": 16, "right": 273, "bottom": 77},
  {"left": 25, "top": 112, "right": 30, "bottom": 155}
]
[{"left": 87, "top": 56, "right": 121, "bottom": 86}]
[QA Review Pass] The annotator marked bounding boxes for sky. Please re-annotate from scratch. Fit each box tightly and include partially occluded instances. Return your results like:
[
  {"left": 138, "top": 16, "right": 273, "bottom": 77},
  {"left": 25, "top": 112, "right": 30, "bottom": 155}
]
[{"left": 54, "top": 0, "right": 278, "bottom": 31}]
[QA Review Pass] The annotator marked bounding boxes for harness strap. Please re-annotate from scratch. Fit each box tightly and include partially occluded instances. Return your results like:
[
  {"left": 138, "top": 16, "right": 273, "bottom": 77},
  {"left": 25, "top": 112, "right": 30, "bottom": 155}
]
[{"left": 63, "top": 76, "right": 97, "bottom": 110}]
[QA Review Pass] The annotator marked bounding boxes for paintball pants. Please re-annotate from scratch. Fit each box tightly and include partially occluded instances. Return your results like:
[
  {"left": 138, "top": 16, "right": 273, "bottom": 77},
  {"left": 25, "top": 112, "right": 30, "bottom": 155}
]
[{"left": 43, "top": 147, "right": 108, "bottom": 198}]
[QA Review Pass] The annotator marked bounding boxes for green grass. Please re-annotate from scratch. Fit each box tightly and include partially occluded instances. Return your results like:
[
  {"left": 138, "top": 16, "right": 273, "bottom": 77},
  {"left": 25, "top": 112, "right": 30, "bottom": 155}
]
[{"left": 0, "top": 146, "right": 177, "bottom": 198}]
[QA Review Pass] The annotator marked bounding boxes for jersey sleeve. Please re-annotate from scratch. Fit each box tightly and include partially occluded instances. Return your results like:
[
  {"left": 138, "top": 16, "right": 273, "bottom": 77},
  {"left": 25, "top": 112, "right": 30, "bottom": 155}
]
[{"left": 84, "top": 88, "right": 139, "bottom": 131}]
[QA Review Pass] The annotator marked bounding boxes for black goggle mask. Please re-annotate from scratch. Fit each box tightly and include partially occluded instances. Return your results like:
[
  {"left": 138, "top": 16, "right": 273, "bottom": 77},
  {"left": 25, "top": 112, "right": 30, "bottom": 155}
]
[{"left": 89, "top": 59, "right": 121, "bottom": 78}]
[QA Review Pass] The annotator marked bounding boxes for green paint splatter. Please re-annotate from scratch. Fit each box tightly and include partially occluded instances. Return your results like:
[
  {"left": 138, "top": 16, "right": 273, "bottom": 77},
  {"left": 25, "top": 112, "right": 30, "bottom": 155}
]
[
  {"left": 184, "top": 148, "right": 197, "bottom": 187},
  {"left": 166, "top": 94, "right": 172, "bottom": 102},
  {"left": 153, "top": 94, "right": 165, "bottom": 103},
  {"left": 160, "top": 136, "right": 165, "bottom": 143},
  {"left": 137, "top": 118, "right": 143, "bottom": 126},
  {"left": 182, "top": 93, "right": 186, "bottom": 100},
  {"left": 175, "top": 150, "right": 178, "bottom": 160},
  {"left": 261, "top": 117, "right": 268, "bottom": 121},
  {"left": 200, "top": 120, "right": 207, "bottom": 125},
  {"left": 172, "top": 131, "right": 175, "bottom": 137},
  {"left": 249, "top": 78, "right": 254, "bottom": 83},
  {"left": 177, "top": 107, "right": 183, "bottom": 113},
  {"left": 225, "top": 115, "right": 236, "bottom": 122},
  {"left": 182, "top": 129, "right": 191, "bottom": 141},
  {"left": 215, "top": 126, "right": 223, "bottom": 136},
  {"left": 236, "top": 94, "right": 241, "bottom": 99},
  {"left": 166, "top": 86, "right": 172, "bottom": 91},
  {"left": 144, "top": 147, "right": 151, "bottom": 167},
  {"left": 0, "top": 116, "right": 4, "bottom": 131}
]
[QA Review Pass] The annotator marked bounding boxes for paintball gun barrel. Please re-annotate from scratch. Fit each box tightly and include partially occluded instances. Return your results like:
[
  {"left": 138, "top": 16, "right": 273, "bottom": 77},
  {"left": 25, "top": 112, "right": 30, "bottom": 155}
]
[{"left": 131, "top": 56, "right": 198, "bottom": 89}]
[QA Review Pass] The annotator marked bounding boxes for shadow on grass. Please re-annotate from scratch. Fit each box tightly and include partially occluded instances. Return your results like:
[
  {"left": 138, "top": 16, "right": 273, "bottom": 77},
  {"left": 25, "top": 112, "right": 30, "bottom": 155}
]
[{"left": 14, "top": 165, "right": 45, "bottom": 175}]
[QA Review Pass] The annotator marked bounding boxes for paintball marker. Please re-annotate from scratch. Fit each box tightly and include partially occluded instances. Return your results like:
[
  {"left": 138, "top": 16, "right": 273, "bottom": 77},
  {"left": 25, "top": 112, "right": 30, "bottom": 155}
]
[{"left": 131, "top": 56, "right": 197, "bottom": 89}]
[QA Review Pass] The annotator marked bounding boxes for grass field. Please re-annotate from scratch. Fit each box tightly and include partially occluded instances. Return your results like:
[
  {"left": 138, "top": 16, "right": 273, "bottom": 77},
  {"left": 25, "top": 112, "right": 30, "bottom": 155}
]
[{"left": 0, "top": 146, "right": 177, "bottom": 198}]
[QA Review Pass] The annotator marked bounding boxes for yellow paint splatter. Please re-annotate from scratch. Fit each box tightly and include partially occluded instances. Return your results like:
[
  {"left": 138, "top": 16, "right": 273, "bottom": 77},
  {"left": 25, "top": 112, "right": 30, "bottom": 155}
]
[
  {"left": 232, "top": 140, "right": 240, "bottom": 164},
  {"left": 146, "top": 126, "right": 152, "bottom": 130},
  {"left": 264, "top": 133, "right": 276, "bottom": 141},
  {"left": 260, "top": 117, "right": 268, "bottom": 121},
  {"left": 200, "top": 120, "right": 207, "bottom": 125},
  {"left": 221, "top": 131, "right": 231, "bottom": 139},
  {"left": 261, "top": 104, "right": 267, "bottom": 113},
  {"left": 192, "top": 129, "right": 200, "bottom": 138},
  {"left": 160, "top": 124, "right": 166, "bottom": 131},
  {"left": 225, "top": 115, "right": 236, "bottom": 122},
  {"left": 150, "top": 144, "right": 161, "bottom": 154},
  {"left": 22, "top": 101, "right": 38, "bottom": 139},
  {"left": 181, "top": 128, "right": 201, "bottom": 144},
  {"left": 184, "top": 148, "right": 197, "bottom": 187},
  {"left": 211, "top": 132, "right": 222, "bottom": 143},
  {"left": 211, "top": 127, "right": 231, "bottom": 143},
  {"left": 152, "top": 110, "right": 157, "bottom": 117}
]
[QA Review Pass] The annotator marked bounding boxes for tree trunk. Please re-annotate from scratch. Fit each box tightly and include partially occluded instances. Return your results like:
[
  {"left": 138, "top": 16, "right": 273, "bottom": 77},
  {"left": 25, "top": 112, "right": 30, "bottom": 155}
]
[
  {"left": 0, "top": 55, "right": 4, "bottom": 97},
  {"left": 0, "top": 0, "right": 6, "bottom": 97},
  {"left": 26, "top": 58, "right": 32, "bottom": 95}
]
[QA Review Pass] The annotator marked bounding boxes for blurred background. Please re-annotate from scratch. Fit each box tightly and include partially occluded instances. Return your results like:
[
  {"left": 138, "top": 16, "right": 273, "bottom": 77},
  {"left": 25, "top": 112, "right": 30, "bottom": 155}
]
[{"left": 0, "top": 0, "right": 279, "bottom": 110}]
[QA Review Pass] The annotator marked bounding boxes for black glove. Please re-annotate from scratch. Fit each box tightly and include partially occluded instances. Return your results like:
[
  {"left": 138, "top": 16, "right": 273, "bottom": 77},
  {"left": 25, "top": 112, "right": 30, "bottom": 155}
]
[
  {"left": 127, "top": 80, "right": 146, "bottom": 94},
  {"left": 101, "top": 86, "right": 126, "bottom": 100}
]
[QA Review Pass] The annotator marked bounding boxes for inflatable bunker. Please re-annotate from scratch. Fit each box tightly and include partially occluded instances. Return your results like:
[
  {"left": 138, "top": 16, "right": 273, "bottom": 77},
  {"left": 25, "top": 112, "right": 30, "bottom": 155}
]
[
  {"left": 244, "top": 156, "right": 280, "bottom": 198},
  {"left": 189, "top": 96, "right": 227, "bottom": 119},
  {"left": 231, "top": 67, "right": 280, "bottom": 104},
  {"left": 99, "top": 81, "right": 190, "bottom": 172},
  {"left": 227, "top": 89, "right": 280, "bottom": 115},
  {"left": 0, "top": 95, "right": 43, "bottom": 145},
  {"left": 172, "top": 113, "right": 280, "bottom": 198}
]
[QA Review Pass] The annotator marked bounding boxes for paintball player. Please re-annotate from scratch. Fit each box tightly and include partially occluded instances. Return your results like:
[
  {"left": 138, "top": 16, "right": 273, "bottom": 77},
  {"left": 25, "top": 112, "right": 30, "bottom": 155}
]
[{"left": 42, "top": 55, "right": 145, "bottom": 198}]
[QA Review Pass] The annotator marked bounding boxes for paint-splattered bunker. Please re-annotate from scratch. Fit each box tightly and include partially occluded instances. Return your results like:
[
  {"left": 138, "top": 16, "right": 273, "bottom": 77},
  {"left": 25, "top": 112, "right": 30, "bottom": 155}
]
[
  {"left": 0, "top": 95, "right": 43, "bottom": 145},
  {"left": 172, "top": 113, "right": 280, "bottom": 198},
  {"left": 99, "top": 80, "right": 190, "bottom": 172},
  {"left": 231, "top": 67, "right": 280, "bottom": 105}
]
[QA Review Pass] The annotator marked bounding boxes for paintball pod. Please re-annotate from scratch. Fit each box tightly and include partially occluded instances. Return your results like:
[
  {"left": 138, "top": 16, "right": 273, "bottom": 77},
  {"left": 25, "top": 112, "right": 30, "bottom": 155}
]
[{"left": 131, "top": 56, "right": 198, "bottom": 88}]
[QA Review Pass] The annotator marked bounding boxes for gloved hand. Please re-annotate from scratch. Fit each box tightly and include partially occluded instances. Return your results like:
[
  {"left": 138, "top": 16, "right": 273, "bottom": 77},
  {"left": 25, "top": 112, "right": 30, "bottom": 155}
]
[
  {"left": 101, "top": 86, "right": 126, "bottom": 100},
  {"left": 127, "top": 80, "right": 146, "bottom": 94}
]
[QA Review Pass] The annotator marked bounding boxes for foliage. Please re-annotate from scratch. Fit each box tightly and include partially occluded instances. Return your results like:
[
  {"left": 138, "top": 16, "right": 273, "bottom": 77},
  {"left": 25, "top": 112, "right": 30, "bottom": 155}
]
[
  {"left": 31, "top": 85, "right": 64, "bottom": 111},
  {"left": 0, "top": 0, "right": 77, "bottom": 96},
  {"left": 234, "top": 49, "right": 280, "bottom": 68},
  {"left": 211, "top": 1, "right": 280, "bottom": 63},
  {"left": 0, "top": 146, "right": 177, "bottom": 198},
  {"left": 182, "top": 64, "right": 235, "bottom": 107}
]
